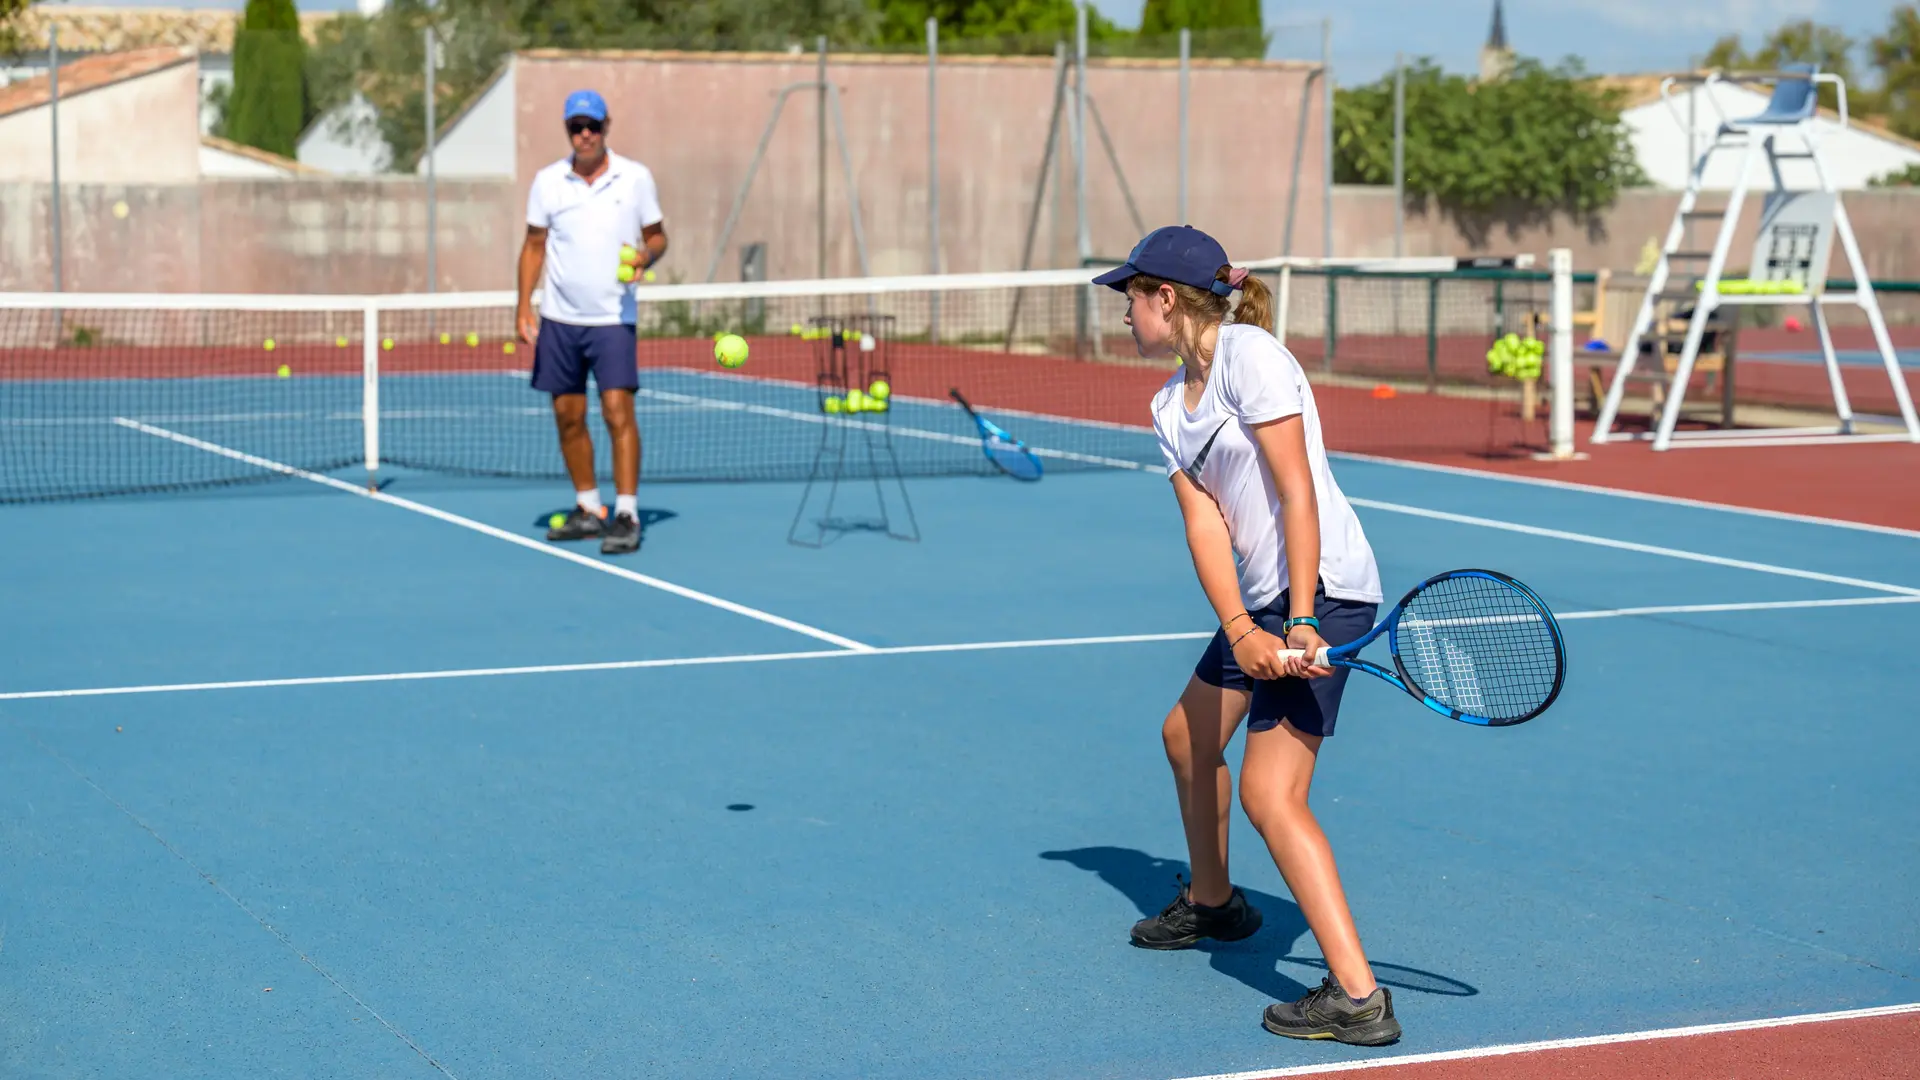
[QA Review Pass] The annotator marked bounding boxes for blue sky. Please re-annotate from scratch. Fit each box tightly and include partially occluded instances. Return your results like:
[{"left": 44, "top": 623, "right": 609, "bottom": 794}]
[{"left": 38, "top": 0, "right": 1912, "bottom": 86}]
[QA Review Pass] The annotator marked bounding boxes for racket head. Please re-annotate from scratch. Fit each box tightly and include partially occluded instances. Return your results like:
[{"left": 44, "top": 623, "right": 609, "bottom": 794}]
[
  {"left": 1383, "top": 569, "right": 1566, "bottom": 726},
  {"left": 983, "top": 436, "right": 1043, "bottom": 481}
]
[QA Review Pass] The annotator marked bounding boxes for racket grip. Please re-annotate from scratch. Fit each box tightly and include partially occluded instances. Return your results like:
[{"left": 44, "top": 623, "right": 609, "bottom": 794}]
[{"left": 1276, "top": 647, "right": 1333, "bottom": 666}]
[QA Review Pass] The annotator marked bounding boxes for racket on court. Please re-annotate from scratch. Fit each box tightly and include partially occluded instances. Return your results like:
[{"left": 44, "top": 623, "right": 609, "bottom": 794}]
[
  {"left": 1281, "top": 569, "right": 1566, "bottom": 727},
  {"left": 949, "top": 388, "right": 1043, "bottom": 482}
]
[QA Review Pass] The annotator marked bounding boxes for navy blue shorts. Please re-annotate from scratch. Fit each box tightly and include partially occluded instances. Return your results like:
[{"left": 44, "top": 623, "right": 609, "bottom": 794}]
[
  {"left": 1194, "top": 586, "right": 1379, "bottom": 737},
  {"left": 531, "top": 318, "right": 639, "bottom": 395}
]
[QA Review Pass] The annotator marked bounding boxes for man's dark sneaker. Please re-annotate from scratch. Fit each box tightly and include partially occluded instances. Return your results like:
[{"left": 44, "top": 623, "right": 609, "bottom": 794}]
[
  {"left": 1261, "top": 975, "right": 1401, "bottom": 1046},
  {"left": 1130, "top": 878, "right": 1263, "bottom": 950},
  {"left": 546, "top": 506, "right": 604, "bottom": 542},
  {"left": 600, "top": 511, "right": 641, "bottom": 555}
]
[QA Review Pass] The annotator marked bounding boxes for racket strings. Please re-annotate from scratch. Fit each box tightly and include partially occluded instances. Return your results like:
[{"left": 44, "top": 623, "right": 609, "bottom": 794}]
[{"left": 1394, "top": 574, "right": 1562, "bottom": 723}]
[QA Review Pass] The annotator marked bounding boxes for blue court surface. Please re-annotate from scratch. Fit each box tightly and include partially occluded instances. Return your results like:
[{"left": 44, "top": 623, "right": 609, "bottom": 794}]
[{"left": 1, "top": 452, "right": 1916, "bottom": 1080}]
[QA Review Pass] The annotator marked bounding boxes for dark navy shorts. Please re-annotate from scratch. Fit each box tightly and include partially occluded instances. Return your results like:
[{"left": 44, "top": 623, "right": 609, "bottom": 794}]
[
  {"left": 531, "top": 318, "right": 639, "bottom": 395},
  {"left": 1194, "top": 585, "right": 1379, "bottom": 737}
]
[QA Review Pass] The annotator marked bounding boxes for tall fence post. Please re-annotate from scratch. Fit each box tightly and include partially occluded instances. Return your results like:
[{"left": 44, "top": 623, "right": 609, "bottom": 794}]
[
  {"left": 424, "top": 25, "right": 438, "bottom": 296},
  {"left": 927, "top": 16, "right": 941, "bottom": 337},
  {"left": 817, "top": 36, "right": 828, "bottom": 280},
  {"left": 1321, "top": 18, "right": 1334, "bottom": 260},
  {"left": 1392, "top": 52, "right": 1404, "bottom": 259},
  {"left": 48, "top": 24, "right": 63, "bottom": 311},
  {"left": 1074, "top": 3, "right": 1092, "bottom": 356},
  {"left": 1178, "top": 27, "right": 1189, "bottom": 225}
]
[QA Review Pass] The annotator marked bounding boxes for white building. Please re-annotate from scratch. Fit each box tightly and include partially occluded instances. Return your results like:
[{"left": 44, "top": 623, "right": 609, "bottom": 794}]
[
  {"left": 416, "top": 60, "right": 514, "bottom": 179},
  {"left": 1615, "top": 76, "right": 1920, "bottom": 190}
]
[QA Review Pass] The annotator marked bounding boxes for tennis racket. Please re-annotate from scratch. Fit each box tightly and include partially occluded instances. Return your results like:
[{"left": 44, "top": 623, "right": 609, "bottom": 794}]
[
  {"left": 1280, "top": 569, "right": 1566, "bottom": 727},
  {"left": 949, "top": 388, "right": 1043, "bottom": 481}
]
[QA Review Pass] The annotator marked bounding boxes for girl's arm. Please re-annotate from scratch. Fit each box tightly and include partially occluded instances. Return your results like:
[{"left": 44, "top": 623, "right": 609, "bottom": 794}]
[
  {"left": 1172, "top": 471, "right": 1285, "bottom": 680},
  {"left": 1251, "top": 415, "right": 1334, "bottom": 679}
]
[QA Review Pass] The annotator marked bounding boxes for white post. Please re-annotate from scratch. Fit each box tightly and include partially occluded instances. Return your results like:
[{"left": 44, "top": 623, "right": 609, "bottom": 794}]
[
  {"left": 1321, "top": 18, "right": 1333, "bottom": 259},
  {"left": 927, "top": 16, "right": 940, "bottom": 340},
  {"left": 1548, "top": 248, "right": 1576, "bottom": 459},
  {"left": 1275, "top": 264, "right": 1292, "bottom": 345},
  {"left": 48, "top": 25, "right": 62, "bottom": 307},
  {"left": 1178, "top": 27, "right": 1189, "bottom": 224},
  {"left": 817, "top": 36, "right": 828, "bottom": 280},
  {"left": 362, "top": 302, "right": 381, "bottom": 488},
  {"left": 1392, "top": 52, "right": 1404, "bottom": 258},
  {"left": 1074, "top": 3, "right": 1093, "bottom": 355},
  {"left": 424, "top": 25, "right": 437, "bottom": 295}
]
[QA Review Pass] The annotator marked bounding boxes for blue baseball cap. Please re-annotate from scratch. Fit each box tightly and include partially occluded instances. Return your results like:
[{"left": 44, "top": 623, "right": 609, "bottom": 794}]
[
  {"left": 1093, "top": 226, "right": 1234, "bottom": 295},
  {"left": 563, "top": 89, "right": 608, "bottom": 122}
]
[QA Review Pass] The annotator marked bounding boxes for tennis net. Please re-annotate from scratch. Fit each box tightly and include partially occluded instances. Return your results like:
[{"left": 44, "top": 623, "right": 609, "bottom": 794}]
[{"left": 0, "top": 258, "right": 1574, "bottom": 502}]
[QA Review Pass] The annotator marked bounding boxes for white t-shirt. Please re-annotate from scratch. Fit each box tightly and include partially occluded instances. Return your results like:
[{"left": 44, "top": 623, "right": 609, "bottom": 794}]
[
  {"left": 1152, "top": 323, "right": 1383, "bottom": 612},
  {"left": 526, "top": 151, "right": 664, "bottom": 326}
]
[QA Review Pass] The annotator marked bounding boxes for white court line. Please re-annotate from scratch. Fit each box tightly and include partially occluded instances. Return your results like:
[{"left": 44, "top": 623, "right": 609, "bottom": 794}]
[
  {"left": 1161, "top": 1000, "right": 1920, "bottom": 1080},
  {"left": 1334, "top": 450, "right": 1920, "bottom": 541},
  {"left": 6, "top": 596, "right": 1917, "bottom": 702},
  {"left": 1348, "top": 498, "right": 1920, "bottom": 598},
  {"left": 110, "top": 418, "right": 873, "bottom": 652}
]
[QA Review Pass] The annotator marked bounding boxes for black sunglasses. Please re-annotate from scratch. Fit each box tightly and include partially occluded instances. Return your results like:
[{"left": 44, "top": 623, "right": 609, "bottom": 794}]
[{"left": 566, "top": 117, "right": 604, "bottom": 136}]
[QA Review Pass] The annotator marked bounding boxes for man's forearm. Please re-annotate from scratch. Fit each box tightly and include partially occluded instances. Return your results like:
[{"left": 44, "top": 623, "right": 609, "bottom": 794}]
[{"left": 517, "top": 249, "right": 544, "bottom": 308}]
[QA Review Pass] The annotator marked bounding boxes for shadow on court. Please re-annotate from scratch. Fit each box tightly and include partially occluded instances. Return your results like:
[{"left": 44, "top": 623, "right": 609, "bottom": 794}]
[{"left": 1041, "top": 846, "right": 1478, "bottom": 1002}]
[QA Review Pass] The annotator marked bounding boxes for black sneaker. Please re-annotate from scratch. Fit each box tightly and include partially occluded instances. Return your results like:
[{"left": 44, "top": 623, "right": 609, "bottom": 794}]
[
  {"left": 600, "top": 511, "right": 641, "bottom": 555},
  {"left": 546, "top": 506, "right": 604, "bottom": 542},
  {"left": 1130, "top": 878, "right": 1263, "bottom": 950},
  {"left": 1262, "top": 975, "right": 1401, "bottom": 1046}
]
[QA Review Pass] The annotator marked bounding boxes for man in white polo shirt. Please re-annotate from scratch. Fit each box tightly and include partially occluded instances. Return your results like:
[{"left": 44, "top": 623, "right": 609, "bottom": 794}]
[{"left": 515, "top": 88, "right": 666, "bottom": 556}]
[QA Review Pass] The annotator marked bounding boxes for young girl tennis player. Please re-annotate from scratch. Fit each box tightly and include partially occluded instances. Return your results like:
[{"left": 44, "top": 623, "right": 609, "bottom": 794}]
[{"left": 1092, "top": 227, "right": 1399, "bottom": 1046}]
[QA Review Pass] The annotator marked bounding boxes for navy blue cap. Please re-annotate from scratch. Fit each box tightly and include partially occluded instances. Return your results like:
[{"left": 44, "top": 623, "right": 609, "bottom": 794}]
[
  {"left": 1093, "top": 226, "right": 1234, "bottom": 295},
  {"left": 563, "top": 89, "right": 608, "bottom": 122}
]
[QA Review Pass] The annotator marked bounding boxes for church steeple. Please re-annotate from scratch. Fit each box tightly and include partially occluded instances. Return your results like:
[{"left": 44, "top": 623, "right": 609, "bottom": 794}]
[{"left": 1479, "top": 0, "right": 1514, "bottom": 81}]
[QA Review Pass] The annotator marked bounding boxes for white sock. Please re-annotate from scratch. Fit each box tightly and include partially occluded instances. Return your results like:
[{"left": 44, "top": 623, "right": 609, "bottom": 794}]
[
  {"left": 615, "top": 494, "right": 638, "bottom": 520},
  {"left": 576, "top": 489, "right": 604, "bottom": 515}
]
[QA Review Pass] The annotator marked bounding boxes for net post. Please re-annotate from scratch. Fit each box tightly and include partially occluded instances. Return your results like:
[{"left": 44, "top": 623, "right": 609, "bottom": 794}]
[
  {"left": 362, "top": 301, "right": 380, "bottom": 490},
  {"left": 1425, "top": 274, "right": 1439, "bottom": 392},
  {"left": 1547, "top": 248, "right": 1576, "bottom": 459}
]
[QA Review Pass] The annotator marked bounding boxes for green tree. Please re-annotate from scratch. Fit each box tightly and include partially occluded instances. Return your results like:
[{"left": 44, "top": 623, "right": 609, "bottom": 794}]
[
  {"left": 0, "top": 0, "right": 30, "bottom": 55},
  {"left": 1138, "top": 0, "right": 1265, "bottom": 58},
  {"left": 226, "top": 0, "right": 307, "bottom": 157},
  {"left": 1334, "top": 57, "right": 1646, "bottom": 225},
  {"left": 1870, "top": 5, "right": 1920, "bottom": 138},
  {"left": 870, "top": 0, "right": 1121, "bottom": 53},
  {"left": 1868, "top": 162, "right": 1920, "bottom": 185},
  {"left": 1697, "top": 20, "right": 1861, "bottom": 114}
]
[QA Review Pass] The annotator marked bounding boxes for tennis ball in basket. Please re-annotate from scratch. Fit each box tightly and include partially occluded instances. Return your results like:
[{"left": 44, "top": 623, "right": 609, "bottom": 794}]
[
  {"left": 714, "top": 334, "right": 749, "bottom": 369},
  {"left": 867, "top": 379, "right": 890, "bottom": 401},
  {"left": 276, "top": 364, "right": 291, "bottom": 378},
  {"left": 845, "top": 388, "right": 867, "bottom": 412},
  {"left": 823, "top": 396, "right": 844, "bottom": 414},
  {"left": 263, "top": 338, "right": 276, "bottom": 351},
  {"left": 619, "top": 245, "right": 640, "bottom": 266},
  {"left": 465, "top": 331, "right": 479, "bottom": 347},
  {"left": 616, "top": 264, "right": 636, "bottom": 283}
]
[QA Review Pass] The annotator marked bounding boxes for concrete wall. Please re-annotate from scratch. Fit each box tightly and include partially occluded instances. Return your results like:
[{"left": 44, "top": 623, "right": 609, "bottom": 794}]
[
  {"left": 0, "top": 179, "right": 519, "bottom": 294},
  {"left": 510, "top": 51, "right": 1328, "bottom": 282},
  {"left": 0, "top": 61, "right": 200, "bottom": 184}
]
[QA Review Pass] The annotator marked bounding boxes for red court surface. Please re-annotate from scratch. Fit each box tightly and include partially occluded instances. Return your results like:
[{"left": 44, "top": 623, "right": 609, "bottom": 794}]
[{"left": 1184, "top": 1005, "right": 1920, "bottom": 1080}]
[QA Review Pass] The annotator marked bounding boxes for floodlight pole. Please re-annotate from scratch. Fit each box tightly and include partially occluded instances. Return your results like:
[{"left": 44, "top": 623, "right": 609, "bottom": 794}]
[{"left": 1392, "top": 52, "right": 1405, "bottom": 258}]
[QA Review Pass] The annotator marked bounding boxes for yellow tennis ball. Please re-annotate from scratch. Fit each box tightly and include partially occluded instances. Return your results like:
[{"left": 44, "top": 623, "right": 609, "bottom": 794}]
[
  {"left": 465, "top": 331, "right": 479, "bottom": 347},
  {"left": 335, "top": 335, "right": 348, "bottom": 348},
  {"left": 714, "top": 333, "right": 749, "bottom": 368},
  {"left": 867, "top": 379, "right": 890, "bottom": 401},
  {"left": 868, "top": 396, "right": 888, "bottom": 412},
  {"left": 439, "top": 333, "right": 451, "bottom": 345},
  {"left": 845, "top": 389, "right": 866, "bottom": 412},
  {"left": 381, "top": 338, "right": 394, "bottom": 350},
  {"left": 263, "top": 338, "right": 276, "bottom": 351},
  {"left": 276, "top": 364, "right": 291, "bottom": 378},
  {"left": 616, "top": 264, "right": 636, "bottom": 283},
  {"left": 548, "top": 512, "right": 567, "bottom": 529},
  {"left": 790, "top": 323, "right": 803, "bottom": 336},
  {"left": 823, "top": 396, "right": 844, "bottom": 414},
  {"left": 503, "top": 342, "right": 516, "bottom": 355},
  {"left": 619, "top": 245, "right": 639, "bottom": 266},
  {"left": 643, "top": 269, "right": 655, "bottom": 282}
]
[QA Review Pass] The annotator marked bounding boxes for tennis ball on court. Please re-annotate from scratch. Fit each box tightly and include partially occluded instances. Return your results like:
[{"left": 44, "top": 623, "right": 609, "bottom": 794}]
[
  {"left": 439, "top": 332, "right": 451, "bottom": 345},
  {"left": 823, "top": 396, "right": 844, "bottom": 414},
  {"left": 335, "top": 335, "right": 349, "bottom": 348},
  {"left": 790, "top": 323, "right": 803, "bottom": 336},
  {"left": 263, "top": 338, "right": 276, "bottom": 351},
  {"left": 276, "top": 364, "right": 291, "bottom": 378},
  {"left": 867, "top": 379, "right": 890, "bottom": 401},
  {"left": 465, "top": 331, "right": 479, "bottom": 347},
  {"left": 616, "top": 264, "right": 636, "bottom": 283},
  {"left": 714, "top": 333, "right": 749, "bottom": 368},
  {"left": 549, "top": 512, "right": 567, "bottom": 529},
  {"left": 503, "top": 342, "right": 517, "bottom": 355},
  {"left": 619, "top": 244, "right": 640, "bottom": 266},
  {"left": 382, "top": 337, "right": 394, "bottom": 350},
  {"left": 643, "top": 269, "right": 655, "bottom": 282}
]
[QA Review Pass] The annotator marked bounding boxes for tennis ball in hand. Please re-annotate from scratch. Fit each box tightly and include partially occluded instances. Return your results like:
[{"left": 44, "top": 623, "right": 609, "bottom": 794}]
[
  {"left": 823, "top": 396, "right": 844, "bottom": 414},
  {"left": 619, "top": 245, "right": 640, "bottom": 266},
  {"left": 276, "top": 364, "right": 291, "bottom": 378},
  {"left": 867, "top": 379, "right": 890, "bottom": 401},
  {"left": 714, "top": 334, "right": 749, "bottom": 368},
  {"left": 616, "top": 264, "right": 636, "bottom": 283}
]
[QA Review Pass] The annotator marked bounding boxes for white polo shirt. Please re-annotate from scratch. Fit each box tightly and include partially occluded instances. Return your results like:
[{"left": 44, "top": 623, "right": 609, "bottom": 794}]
[
  {"left": 1152, "top": 323, "right": 1383, "bottom": 612},
  {"left": 526, "top": 150, "right": 664, "bottom": 327}
]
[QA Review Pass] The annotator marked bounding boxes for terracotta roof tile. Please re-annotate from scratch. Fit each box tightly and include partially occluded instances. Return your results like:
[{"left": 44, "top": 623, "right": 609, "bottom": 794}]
[{"left": 0, "top": 46, "right": 195, "bottom": 121}]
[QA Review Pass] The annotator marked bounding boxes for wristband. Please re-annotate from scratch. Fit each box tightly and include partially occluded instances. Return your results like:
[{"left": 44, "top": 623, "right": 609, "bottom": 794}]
[
  {"left": 1229, "top": 626, "right": 1259, "bottom": 648},
  {"left": 1223, "top": 611, "right": 1252, "bottom": 631},
  {"left": 1282, "top": 616, "right": 1320, "bottom": 633}
]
